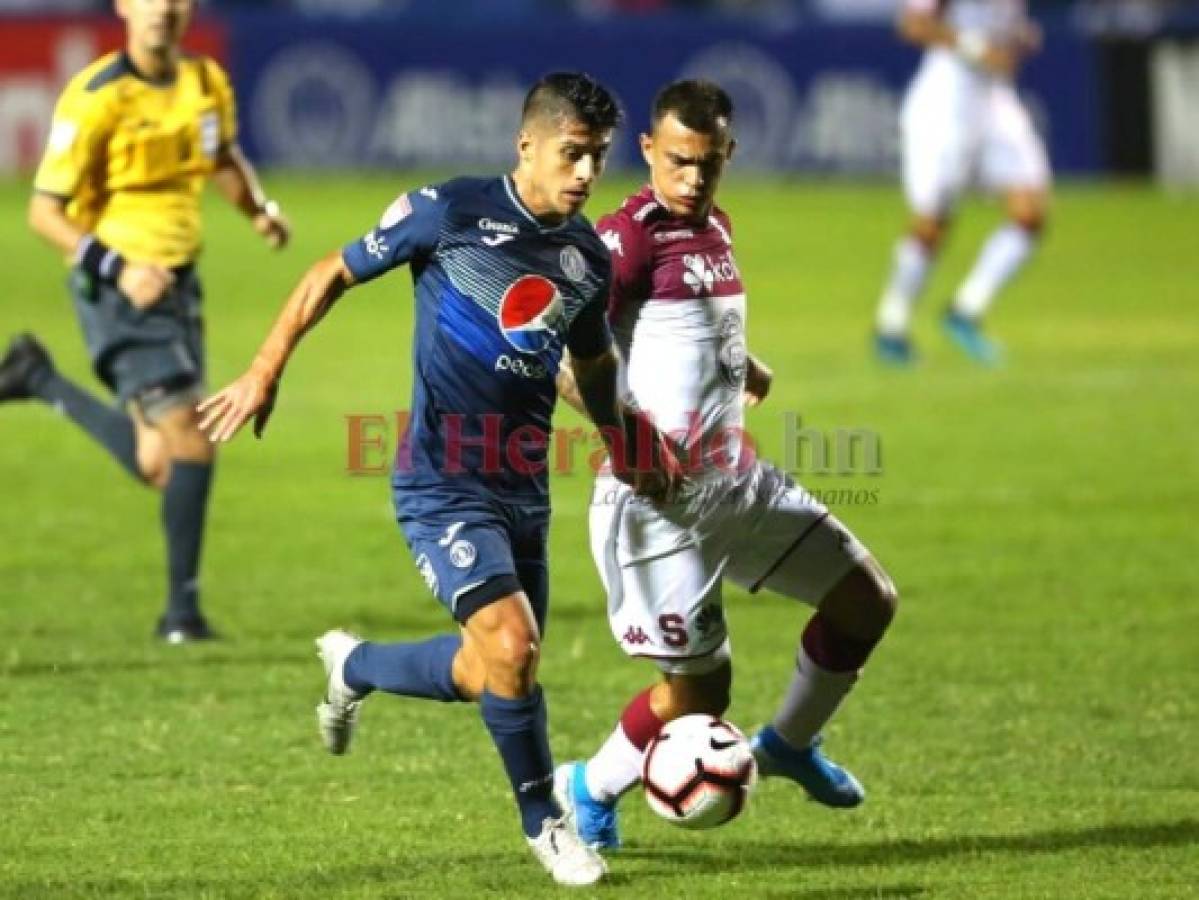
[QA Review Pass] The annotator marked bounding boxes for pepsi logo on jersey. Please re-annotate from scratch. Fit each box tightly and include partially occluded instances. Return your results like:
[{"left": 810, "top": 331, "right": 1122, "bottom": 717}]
[{"left": 498, "top": 275, "right": 565, "bottom": 354}]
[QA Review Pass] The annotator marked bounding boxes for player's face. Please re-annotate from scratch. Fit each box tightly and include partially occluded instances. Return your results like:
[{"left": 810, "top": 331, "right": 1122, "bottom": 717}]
[
  {"left": 642, "top": 113, "right": 735, "bottom": 222},
  {"left": 118, "top": 0, "right": 193, "bottom": 54},
  {"left": 518, "top": 118, "right": 613, "bottom": 223}
]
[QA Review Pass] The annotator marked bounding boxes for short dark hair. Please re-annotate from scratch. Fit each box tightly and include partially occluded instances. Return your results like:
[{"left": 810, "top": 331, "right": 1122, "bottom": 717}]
[
  {"left": 651, "top": 80, "right": 734, "bottom": 135},
  {"left": 522, "top": 72, "right": 623, "bottom": 132}
]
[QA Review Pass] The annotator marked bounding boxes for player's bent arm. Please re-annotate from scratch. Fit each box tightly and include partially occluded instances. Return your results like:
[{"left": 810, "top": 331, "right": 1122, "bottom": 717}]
[
  {"left": 572, "top": 348, "right": 683, "bottom": 501},
  {"left": 899, "top": 7, "right": 1018, "bottom": 75},
  {"left": 213, "top": 144, "right": 289, "bottom": 249},
  {"left": 198, "top": 251, "right": 354, "bottom": 443},
  {"left": 554, "top": 351, "right": 588, "bottom": 417}
]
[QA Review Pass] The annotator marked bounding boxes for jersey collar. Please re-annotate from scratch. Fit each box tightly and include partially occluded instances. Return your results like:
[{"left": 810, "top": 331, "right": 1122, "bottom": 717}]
[{"left": 503, "top": 175, "right": 571, "bottom": 232}]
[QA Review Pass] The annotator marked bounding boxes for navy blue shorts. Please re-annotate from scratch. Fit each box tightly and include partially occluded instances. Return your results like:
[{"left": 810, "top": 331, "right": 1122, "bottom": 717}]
[{"left": 395, "top": 485, "right": 551, "bottom": 634}]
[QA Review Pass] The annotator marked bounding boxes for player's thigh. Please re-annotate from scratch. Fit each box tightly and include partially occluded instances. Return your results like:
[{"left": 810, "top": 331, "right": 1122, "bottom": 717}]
[
  {"left": 901, "top": 105, "right": 973, "bottom": 218},
  {"left": 150, "top": 396, "right": 213, "bottom": 463},
  {"left": 599, "top": 486, "right": 731, "bottom": 665},
  {"left": 396, "top": 495, "right": 523, "bottom": 627},
  {"left": 510, "top": 502, "right": 551, "bottom": 636},
  {"left": 726, "top": 467, "right": 871, "bottom": 606},
  {"left": 980, "top": 87, "right": 1051, "bottom": 199}
]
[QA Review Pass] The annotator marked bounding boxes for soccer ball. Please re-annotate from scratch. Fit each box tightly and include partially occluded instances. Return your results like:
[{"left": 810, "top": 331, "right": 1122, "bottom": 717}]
[{"left": 642, "top": 714, "right": 757, "bottom": 829}]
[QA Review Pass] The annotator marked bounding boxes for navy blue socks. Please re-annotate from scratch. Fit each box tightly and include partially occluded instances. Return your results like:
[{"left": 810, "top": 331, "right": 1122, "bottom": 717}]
[
  {"left": 343, "top": 635, "right": 462, "bottom": 701},
  {"left": 161, "top": 461, "right": 213, "bottom": 622},
  {"left": 480, "top": 687, "right": 559, "bottom": 838}
]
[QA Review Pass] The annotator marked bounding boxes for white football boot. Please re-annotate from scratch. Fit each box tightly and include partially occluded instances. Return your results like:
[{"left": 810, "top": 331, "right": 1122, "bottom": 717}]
[
  {"left": 526, "top": 815, "right": 608, "bottom": 887},
  {"left": 315, "top": 629, "right": 365, "bottom": 755}
]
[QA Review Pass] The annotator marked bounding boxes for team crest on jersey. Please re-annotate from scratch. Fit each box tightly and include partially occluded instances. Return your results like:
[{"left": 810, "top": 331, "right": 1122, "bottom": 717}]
[
  {"left": 718, "top": 310, "right": 748, "bottom": 388},
  {"left": 560, "top": 246, "right": 587, "bottom": 283},
  {"left": 498, "top": 275, "right": 566, "bottom": 354}
]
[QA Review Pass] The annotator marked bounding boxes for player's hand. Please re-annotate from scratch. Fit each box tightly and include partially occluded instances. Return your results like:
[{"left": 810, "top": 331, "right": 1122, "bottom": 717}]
[
  {"left": 630, "top": 445, "right": 687, "bottom": 506},
  {"left": 743, "top": 356, "right": 773, "bottom": 408},
  {"left": 197, "top": 368, "right": 278, "bottom": 443},
  {"left": 118, "top": 263, "right": 174, "bottom": 309},
  {"left": 1014, "top": 21, "right": 1043, "bottom": 57},
  {"left": 253, "top": 201, "right": 290, "bottom": 251},
  {"left": 612, "top": 414, "right": 687, "bottom": 505},
  {"left": 981, "top": 44, "right": 1020, "bottom": 78}
]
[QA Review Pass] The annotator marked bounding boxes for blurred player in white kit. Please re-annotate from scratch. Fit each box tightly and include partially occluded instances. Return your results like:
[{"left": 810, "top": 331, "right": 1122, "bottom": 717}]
[{"left": 874, "top": 0, "right": 1051, "bottom": 365}]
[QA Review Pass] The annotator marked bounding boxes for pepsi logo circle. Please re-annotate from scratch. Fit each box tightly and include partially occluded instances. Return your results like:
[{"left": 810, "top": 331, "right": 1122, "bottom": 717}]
[{"left": 499, "top": 275, "right": 565, "bottom": 354}]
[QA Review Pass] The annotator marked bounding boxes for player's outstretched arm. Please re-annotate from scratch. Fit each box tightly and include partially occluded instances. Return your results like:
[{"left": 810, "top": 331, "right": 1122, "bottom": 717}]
[
  {"left": 198, "top": 251, "right": 353, "bottom": 443},
  {"left": 213, "top": 143, "right": 290, "bottom": 250}
]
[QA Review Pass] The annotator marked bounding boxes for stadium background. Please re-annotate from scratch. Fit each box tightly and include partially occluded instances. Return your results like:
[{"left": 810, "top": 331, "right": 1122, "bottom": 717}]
[{"left": 1, "top": 2, "right": 1196, "bottom": 897}]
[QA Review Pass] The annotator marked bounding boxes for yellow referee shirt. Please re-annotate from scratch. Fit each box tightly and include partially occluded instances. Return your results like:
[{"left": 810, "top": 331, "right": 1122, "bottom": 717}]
[{"left": 34, "top": 51, "right": 237, "bottom": 269}]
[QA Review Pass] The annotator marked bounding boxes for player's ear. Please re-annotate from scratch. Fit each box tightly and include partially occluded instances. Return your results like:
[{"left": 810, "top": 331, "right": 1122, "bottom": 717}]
[
  {"left": 639, "top": 133, "right": 653, "bottom": 167},
  {"left": 516, "top": 128, "right": 535, "bottom": 165}
]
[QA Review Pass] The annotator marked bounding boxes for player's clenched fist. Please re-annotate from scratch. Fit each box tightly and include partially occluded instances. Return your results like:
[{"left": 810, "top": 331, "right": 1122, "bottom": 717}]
[{"left": 198, "top": 369, "right": 277, "bottom": 443}]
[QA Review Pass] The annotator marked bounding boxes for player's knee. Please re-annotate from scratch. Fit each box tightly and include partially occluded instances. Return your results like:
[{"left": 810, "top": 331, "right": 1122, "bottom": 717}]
[
  {"left": 910, "top": 216, "right": 948, "bottom": 252},
  {"left": 137, "top": 444, "right": 170, "bottom": 489},
  {"left": 487, "top": 624, "right": 541, "bottom": 682},
  {"left": 1013, "top": 211, "right": 1047, "bottom": 237},
  {"left": 822, "top": 561, "right": 897, "bottom": 642}
]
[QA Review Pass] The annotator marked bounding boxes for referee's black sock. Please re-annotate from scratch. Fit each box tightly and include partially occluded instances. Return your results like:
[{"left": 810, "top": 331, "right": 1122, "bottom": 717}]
[
  {"left": 161, "top": 460, "right": 213, "bottom": 623},
  {"left": 31, "top": 368, "right": 140, "bottom": 479}
]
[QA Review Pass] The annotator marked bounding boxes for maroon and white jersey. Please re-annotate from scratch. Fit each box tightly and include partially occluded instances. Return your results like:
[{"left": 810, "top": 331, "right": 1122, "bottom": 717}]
[{"left": 598, "top": 186, "right": 749, "bottom": 477}]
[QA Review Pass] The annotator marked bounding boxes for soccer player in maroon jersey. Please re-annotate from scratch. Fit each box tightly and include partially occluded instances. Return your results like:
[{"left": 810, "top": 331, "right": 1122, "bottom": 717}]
[{"left": 554, "top": 80, "right": 898, "bottom": 849}]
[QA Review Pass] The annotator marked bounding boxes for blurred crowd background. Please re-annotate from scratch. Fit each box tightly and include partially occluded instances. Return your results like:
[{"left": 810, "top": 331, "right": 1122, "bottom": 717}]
[{"left": 1, "top": 0, "right": 1197, "bottom": 184}]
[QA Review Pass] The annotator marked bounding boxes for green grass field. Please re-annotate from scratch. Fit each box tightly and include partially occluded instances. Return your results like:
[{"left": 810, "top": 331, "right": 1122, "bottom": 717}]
[{"left": 1, "top": 174, "right": 1196, "bottom": 899}]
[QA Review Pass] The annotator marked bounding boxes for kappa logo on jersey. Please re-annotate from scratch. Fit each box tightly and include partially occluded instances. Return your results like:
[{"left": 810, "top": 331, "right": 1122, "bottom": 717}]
[
  {"left": 601, "top": 229, "right": 623, "bottom": 257},
  {"left": 622, "top": 625, "right": 652, "bottom": 646},
  {"left": 498, "top": 275, "right": 565, "bottom": 354}
]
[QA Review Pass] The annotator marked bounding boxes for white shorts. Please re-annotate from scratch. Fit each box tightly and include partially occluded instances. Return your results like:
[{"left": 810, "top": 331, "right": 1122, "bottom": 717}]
[
  {"left": 901, "top": 76, "right": 1051, "bottom": 217},
  {"left": 588, "top": 462, "right": 871, "bottom": 675}
]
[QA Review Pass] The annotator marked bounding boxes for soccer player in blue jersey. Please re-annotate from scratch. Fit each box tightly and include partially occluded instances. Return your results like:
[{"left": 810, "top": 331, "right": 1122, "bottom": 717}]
[{"left": 199, "top": 73, "right": 675, "bottom": 886}]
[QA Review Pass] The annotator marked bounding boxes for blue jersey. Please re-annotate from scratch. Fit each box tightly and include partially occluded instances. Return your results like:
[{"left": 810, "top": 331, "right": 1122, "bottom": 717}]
[{"left": 342, "top": 176, "right": 612, "bottom": 501}]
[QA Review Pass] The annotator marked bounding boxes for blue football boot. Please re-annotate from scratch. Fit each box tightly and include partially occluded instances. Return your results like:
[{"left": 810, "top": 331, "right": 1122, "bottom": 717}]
[
  {"left": 553, "top": 761, "right": 621, "bottom": 850},
  {"left": 942, "top": 310, "right": 1003, "bottom": 366},
  {"left": 873, "top": 332, "right": 917, "bottom": 366},
  {"left": 750, "top": 726, "right": 865, "bottom": 808}
]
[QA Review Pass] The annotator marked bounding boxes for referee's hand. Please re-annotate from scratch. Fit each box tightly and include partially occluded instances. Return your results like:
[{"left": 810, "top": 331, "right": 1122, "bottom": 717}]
[{"left": 118, "top": 263, "right": 173, "bottom": 309}]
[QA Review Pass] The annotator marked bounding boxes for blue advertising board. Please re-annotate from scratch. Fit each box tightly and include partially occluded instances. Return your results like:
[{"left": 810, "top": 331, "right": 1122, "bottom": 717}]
[{"left": 225, "top": 14, "right": 1103, "bottom": 175}]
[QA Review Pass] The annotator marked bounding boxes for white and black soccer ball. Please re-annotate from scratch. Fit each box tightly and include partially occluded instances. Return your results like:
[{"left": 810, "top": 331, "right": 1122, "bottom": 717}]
[{"left": 642, "top": 714, "right": 758, "bottom": 830}]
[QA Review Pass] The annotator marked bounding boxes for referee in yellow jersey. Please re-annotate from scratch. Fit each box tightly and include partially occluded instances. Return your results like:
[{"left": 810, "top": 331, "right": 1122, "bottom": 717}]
[{"left": 0, "top": 0, "right": 289, "bottom": 642}]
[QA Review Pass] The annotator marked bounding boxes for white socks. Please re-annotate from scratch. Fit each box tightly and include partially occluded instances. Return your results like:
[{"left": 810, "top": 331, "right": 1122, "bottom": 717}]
[
  {"left": 771, "top": 647, "right": 859, "bottom": 750},
  {"left": 876, "top": 237, "right": 933, "bottom": 337},
  {"left": 583, "top": 725, "right": 644, "bottom": 804},
  {"left": 953, "top": 224, "right": 1036, "bottom": 320}
]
